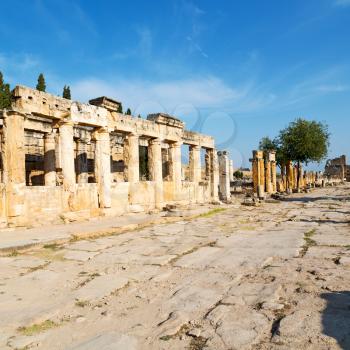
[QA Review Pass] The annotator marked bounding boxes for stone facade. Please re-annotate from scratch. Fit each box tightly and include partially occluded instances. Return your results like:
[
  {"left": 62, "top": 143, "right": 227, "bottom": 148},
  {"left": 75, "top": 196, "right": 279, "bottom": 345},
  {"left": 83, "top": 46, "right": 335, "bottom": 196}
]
[
  {"left": 324, "top": 155, "right": 350, "bottom": 181},
  {"left": 0, "top": 85, "right": 231, "bottom": 227}
]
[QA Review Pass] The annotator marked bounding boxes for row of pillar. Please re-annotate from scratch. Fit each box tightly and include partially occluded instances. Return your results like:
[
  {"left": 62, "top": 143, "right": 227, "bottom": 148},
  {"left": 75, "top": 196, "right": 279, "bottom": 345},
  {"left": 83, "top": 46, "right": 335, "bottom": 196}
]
[
  {"left": 251, "top": 150, "right": 277, "bottom": 198},
  {"left": 283, "top": 163, "right": 323, "bottom": 192},
  {"left": 1, "top": 111, "right": 220, "bottom": 225},
  {"left": 251, "top": 150, "right": 326, "bottom": 196}
]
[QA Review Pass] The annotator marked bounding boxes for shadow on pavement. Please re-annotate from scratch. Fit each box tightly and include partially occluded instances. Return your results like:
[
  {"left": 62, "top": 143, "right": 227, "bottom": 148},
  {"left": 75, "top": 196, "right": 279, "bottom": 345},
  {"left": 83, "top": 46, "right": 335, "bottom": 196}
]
[
  {"left": 281, "top": 196, "right": 350, "bottom": 203},
  {"left": 321, "top": 291, "right": 350, "bottom": 349}
]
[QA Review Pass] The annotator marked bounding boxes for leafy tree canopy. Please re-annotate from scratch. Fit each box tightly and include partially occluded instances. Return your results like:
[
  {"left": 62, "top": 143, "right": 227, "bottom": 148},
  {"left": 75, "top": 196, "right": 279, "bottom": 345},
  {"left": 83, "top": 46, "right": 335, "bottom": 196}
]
[
  {"left": 277, "top": 118, "right": 329, "bottom": 165},
  {"left": 126, "top": 108, "right": 132, "bottom": 115},
  {"left": 258, "top": 136, "right": 288, "bottom": 168},
  {"left": 233, "top": 170, "right": 243, "bottom": 179},
  {"left": 117, "top": 103, "right": 123, "bottom": 113},
  {"left": 259, "top": 136, "right": 275, "bottom": 152}
]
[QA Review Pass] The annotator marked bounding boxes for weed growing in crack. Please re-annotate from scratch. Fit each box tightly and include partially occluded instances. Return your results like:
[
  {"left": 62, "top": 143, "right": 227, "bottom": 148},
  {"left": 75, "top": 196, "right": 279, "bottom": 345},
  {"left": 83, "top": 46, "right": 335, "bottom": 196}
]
[{"left": 18, "top": 320, "right": 59, "bottom": 336}]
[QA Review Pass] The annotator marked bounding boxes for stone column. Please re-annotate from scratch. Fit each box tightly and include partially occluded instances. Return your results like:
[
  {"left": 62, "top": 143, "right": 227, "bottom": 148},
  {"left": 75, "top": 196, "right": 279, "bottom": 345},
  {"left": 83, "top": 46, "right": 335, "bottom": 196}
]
[
  {"left": 59, "top": 121, "right": 75, "bottom": 189},
  {"left": 252, "top": 150, "right": 265, "bottom": 198},
  {"left": 76, "top": 139, "right": 88, "bottom": 183},
  {"left": 293, "top": 165, "right": 298, "bottom": 190},
  {"left": 211, "top": 149, "right": 219, "bottom": 201},
  {"left": 286, "top": 160, "right": 294, "bottom": 193},
  {"left": 149, "top": 138, "right": 163, "bottom": 209},
  {"left": 259, "top": 154, "right": 265, "bottom": 196},
  {"left": 189, "top": 145, "right": 201, "bottom": 182},
  {"left": 2, "top": 111, "right": 26, "bottom": 226},
  {"left": 127, "top": 134, "right": 139, "bottom": 183},
  {"left": 229, "top": 160, "right": 234, "bottom": 182},
  {"left": 271, "top": 159, "right": 277, "bottom": 193},
  {"left": 218, "top": 150, "right": 231, "bottom": 201},
  {"left": 94, "top": 128, "right": 111, "bottom": 209},
  {"left": 44, "top": 131, "right": 56, "bottom": 186},
  {"left": 266, "top": 151, "right": 276, "bottom": 194},
  {"left": 265, "top": 157, "right": 272, "bottom": 193},
  {"left": 298, "top": 164, "right": 304, "bottom": 189},
  {"left": 169, "top": 141, "right": 182, "bottom": 199}
]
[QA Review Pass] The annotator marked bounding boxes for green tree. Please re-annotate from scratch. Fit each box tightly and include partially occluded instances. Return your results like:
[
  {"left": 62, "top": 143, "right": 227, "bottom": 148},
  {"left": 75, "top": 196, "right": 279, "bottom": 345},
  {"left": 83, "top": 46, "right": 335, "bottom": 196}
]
[
  {"left": 0, "top": 71, "right": 12, "bottom": 109},
  {"left": 137, "top": 114, "right": 142, "bottom": 118},
  {"left": 62, "top": 85, "right": 71, "bottom": 99},
  {"left": 117, "top": 103, "right": 123, "bottom": 113},
  {"left": 259, "top": 136, "right": 288, "bottom": 181},
  {"left": 36, "top": 73, "right": 46, "bottom": 92},
  {"left": 259, "top": 136, "right": 275, "bottom": 153},
  {"left": 277, "top": 118, "right": 330, "bottom": 188},
  {"left": 126, "top": 108, "right": 132, "bottom": 115},
  {"left": 233, "top": 170, "right": 243, "bottom": 179}
]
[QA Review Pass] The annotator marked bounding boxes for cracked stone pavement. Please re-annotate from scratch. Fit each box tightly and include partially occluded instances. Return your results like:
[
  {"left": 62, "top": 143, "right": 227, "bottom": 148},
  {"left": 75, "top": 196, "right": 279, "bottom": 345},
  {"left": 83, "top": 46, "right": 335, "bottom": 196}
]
[{"left": 0, "top": 185, "right": 349, "bottom": 350}]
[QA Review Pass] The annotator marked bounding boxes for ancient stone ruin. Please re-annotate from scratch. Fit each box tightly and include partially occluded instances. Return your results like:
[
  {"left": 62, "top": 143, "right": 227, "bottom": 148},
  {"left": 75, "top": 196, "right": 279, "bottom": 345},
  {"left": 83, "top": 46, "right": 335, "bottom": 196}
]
[
  {"left": 0, "top": 86, "right": 235, "bottom": 227},
  {"left": 324, "top": 155, "right": 350, "bottom": 181},
  {"left": 250, "top": 149, "right": 343, "bottom": 198}
]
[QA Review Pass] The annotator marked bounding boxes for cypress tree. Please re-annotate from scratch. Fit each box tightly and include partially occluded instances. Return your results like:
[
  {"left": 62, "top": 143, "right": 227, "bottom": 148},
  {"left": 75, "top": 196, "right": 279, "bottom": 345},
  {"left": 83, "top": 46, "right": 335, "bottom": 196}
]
[
  {"left": 3, "top": 83, "right": 11, "bottom": 108},
  {"left": 117, "top": 103, "right": 123, "bottom": 113},
  {"left": 126, "top": 108, "right": 132, "bottom": 115},
  {"left": 36, "top": 73, "right": 46, "bottom": 92},
  {"left": 0, "top": 71, "right": 4, "bottom": 108},
  {"left": 62, "top": 85, "right": 71, "bottom": 99},
  {"left": 0, "top": 71, "right": 11, "bottom": 109}
]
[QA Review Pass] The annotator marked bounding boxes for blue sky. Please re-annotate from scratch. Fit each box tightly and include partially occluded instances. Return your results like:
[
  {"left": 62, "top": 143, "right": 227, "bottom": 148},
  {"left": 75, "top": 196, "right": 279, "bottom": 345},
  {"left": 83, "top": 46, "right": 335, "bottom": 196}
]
[{"left": 1, "top": 0, "right": 349, "bottom": 170}]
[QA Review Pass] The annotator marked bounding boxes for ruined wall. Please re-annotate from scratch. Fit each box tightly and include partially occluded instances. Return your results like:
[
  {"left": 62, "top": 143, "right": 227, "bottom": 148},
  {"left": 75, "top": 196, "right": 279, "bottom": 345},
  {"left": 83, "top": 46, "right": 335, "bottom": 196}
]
[
  {"left": 324, "top": 155, "right": 348, "bottom": 180},
  {"left": 0, "top": 85, "right": 222, "bottom": 227}
]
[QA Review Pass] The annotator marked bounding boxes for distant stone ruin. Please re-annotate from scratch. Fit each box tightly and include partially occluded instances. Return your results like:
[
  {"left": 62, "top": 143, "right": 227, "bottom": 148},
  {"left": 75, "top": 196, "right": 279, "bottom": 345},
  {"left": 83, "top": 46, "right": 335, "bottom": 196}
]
[{"left": 324, "top": 155, "right": 350, "bottom": 181}]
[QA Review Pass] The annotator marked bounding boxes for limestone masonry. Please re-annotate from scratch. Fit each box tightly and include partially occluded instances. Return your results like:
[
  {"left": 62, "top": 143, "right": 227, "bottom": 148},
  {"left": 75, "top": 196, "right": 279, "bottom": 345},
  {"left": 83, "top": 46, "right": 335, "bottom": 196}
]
[
  {"left": 324, "top": 155, "right": 350, "bottom": 181},
  {"left": 250, "top": 149, "right": 343, "bottom": 198},
  {"left": 0, "top": 86, "right": 235, "bottom": 227}
]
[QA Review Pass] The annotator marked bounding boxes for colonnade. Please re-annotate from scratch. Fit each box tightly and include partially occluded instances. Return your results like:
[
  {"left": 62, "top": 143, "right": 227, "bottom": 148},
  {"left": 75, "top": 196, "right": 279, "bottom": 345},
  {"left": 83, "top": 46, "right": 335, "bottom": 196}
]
[{"left": 1, "top": 110, "right": 223, "bottom": 225}]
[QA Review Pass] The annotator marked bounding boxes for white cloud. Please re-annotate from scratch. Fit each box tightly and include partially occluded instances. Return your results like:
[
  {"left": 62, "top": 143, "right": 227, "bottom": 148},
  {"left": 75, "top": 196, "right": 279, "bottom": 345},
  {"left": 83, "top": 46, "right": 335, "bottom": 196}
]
[
  {"left": 334, "top": 0, "right": 350, "bottom": 6},
  {"left": 71, "top": 76, "right": 271, "bottom": 117},
  {"left": 111, "top": 26, "right": 153, "bottom": 61},
  {"left": 0, "top": 53, "right": 39, "bottom": 72},
  {"left": 186, "top": 36, "right": 208, "bottom": 58},
  {"left": 315, "top": 84, "right": 348, "bottom": 92}
]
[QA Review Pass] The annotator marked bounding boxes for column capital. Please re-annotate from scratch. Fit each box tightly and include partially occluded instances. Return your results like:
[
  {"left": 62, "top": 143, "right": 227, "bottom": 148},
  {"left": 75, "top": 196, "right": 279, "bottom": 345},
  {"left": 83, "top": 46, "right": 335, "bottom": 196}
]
[
  {"left": 44, "top": 130, "right": 57, "bottom": 139},
  {"left": 58, "top": 119, "right": 74, "bottom": 127},
  {"left": 169, "top": 141, "right": 182, "bottom": 148},
  {"left": 96, "top": 126, "right": 109, "bottom": 134},
  {"left": 149, "top": 138, "right": 161, "bottom": 146},
  {"left": 252, "top": 150, "right": 263, "bottom": 159},
  {"left": 218, "top": 150, "right": 229, "bottom": 157},
  {"left": 128, "top": 133, "right": 139, "bottom": 139}
]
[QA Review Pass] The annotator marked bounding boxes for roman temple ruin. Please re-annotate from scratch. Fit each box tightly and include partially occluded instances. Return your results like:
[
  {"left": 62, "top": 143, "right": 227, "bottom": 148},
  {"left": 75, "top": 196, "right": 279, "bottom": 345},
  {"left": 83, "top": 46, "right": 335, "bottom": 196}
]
[{"left": 0, "top": 86, "right": 235, "bottom": 228}]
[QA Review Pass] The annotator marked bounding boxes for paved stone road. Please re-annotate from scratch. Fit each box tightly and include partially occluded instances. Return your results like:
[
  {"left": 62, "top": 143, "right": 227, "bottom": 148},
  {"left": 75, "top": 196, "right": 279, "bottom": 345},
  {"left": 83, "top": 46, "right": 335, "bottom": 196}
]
[{"left": 1, "top": 185, "right": 349, "bottom": 349}]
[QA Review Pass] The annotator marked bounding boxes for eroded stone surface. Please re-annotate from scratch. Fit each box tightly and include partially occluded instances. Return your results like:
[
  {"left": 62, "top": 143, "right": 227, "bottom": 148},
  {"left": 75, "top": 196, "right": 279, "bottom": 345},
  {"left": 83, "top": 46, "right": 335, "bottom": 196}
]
[{"left": 0, "top": 185, "right": 349, "bottom": 350}]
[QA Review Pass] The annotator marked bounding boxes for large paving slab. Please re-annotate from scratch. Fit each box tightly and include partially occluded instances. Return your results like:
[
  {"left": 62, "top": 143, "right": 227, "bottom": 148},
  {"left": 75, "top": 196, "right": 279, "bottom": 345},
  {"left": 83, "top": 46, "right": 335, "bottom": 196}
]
[{"left": 0, "top": 185, "right": 349, "bottom": 349}]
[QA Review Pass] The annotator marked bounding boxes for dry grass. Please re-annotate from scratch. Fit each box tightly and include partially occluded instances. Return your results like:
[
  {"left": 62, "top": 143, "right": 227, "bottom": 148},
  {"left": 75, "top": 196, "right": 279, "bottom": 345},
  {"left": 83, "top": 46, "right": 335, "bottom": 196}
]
[
  {"left": 18, "top": 320, "right": 59, "bottom": 336},
  {"left": 196, "top": 208, "right": 227, "bottom": 218}
]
